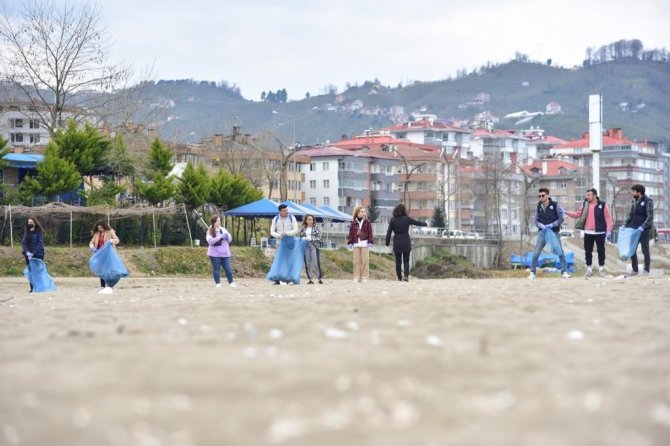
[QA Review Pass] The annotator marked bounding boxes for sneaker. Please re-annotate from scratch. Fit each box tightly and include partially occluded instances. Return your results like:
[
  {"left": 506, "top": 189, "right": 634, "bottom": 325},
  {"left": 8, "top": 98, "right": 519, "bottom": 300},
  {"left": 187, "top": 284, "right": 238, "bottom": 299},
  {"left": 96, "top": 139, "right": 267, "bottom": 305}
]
[
  {"left": 403, "top": 277, "right": 409, "bottom": 282},
  {"left": 229, "top": 282, "right": 237, "bottom": 288},
  {"left": 215, "top": 283, "right": 222, "bottom": 288},
  {"left": 641, "top": 270, "right": 650, "bottom": 276},
  {"left": 528, "top": 272, "right": 536, "bottom": 280},
  {"left": 273, "top": 281, "right": 281, "bottom": 285},
  {"left": 630, "top": 271, "right": 639, "bottom": 276},
  {"left": 585, "top": 268, "right": 593, "bottom": 278},
  {"left": 561, "top": 272, "right": 571, "bottom": 279},
  {"left": 98, "top": 287, "right": 113, "bottom": 294},
  {"left": 308, "top": 280, "right": 314, "bottom": 284},
  {"left": 318, "top": 279, "right": 323, "bottom": 284},
  {"left": 599, "top": 267, "right": 605, "bottom": 278}
]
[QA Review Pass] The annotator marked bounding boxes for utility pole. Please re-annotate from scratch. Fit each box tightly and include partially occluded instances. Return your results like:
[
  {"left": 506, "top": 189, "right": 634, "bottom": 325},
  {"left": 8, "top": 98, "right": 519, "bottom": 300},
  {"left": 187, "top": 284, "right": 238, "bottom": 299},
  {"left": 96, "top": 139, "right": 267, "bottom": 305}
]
[{"left": 589, "top": 94, "right": 602, "bottom": 191}]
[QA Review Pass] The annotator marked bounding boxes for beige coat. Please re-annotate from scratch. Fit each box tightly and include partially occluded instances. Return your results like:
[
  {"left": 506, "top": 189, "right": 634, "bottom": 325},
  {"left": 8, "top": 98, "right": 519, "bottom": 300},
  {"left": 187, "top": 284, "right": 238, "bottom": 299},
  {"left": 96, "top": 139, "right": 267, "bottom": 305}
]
[{"left": 89, "top": 229, "right": 120, "bottom": 249}]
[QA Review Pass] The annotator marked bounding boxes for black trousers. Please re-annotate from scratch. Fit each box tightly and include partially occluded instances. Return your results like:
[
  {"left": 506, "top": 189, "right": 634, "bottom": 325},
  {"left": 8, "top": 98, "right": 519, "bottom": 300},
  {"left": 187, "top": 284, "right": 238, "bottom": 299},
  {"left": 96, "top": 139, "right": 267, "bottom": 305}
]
[
  {"left": 631, "top": 229, "right": 651, "bottom": 272},
  {"left": 583, "top": 233, "right": 606, "bottom": 267},
  {"left": 394, "top": 251, "right": 410, "bottom": 280}
]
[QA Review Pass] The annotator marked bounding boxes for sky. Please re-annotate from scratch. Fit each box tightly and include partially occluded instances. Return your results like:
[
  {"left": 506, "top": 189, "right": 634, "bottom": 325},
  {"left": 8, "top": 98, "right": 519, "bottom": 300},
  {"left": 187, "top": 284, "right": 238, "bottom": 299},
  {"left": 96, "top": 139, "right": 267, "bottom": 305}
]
[{"left": 4, "top": 0, "right": 670, "bottom": 101}]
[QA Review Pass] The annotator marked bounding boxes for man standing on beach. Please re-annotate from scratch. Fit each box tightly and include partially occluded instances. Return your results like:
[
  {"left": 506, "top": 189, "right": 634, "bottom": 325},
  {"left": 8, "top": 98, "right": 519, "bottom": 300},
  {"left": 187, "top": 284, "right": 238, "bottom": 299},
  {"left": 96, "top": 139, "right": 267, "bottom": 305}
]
[
  {"left": 564, "top": 188, "right": 613, "bottom": 277},
  {"left": 528, "top": 188, "right": 570, "bottom": 280},
  {"left": 624, "top": 184, "right": 654, "bottom": 275}
]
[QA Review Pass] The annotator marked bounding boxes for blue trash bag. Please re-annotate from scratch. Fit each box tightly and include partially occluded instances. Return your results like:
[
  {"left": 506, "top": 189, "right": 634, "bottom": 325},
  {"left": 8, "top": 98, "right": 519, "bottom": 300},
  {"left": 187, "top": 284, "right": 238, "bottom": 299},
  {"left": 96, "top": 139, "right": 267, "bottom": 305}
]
[
  {"left": 89, "top": 241, "right": 129, "bottom": 288},
  {"left": 266, "top": 237, "right": 307, "bottom": 284},
  {"left": 617, "top": 226, "right": 641, "bottom": 260},
  {"left": 544, "top": 229, "right": 564, "bottom": 256},
  {"left": 23, "top": 258, "right": 57, "bottom": 293}
]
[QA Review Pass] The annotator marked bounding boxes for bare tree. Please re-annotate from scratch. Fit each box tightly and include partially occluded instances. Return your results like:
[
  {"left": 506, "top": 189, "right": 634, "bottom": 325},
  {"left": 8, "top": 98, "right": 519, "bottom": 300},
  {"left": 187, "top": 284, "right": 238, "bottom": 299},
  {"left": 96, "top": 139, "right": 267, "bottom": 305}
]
[
  {"left": 0, "top": 0, "right": 130, "bottom": 135},
  {"left": 252, "top": 131, "right": 305, "bottom": 201},
  {"left": 517, "top": 165, "right": 542, "bottom": 254}
]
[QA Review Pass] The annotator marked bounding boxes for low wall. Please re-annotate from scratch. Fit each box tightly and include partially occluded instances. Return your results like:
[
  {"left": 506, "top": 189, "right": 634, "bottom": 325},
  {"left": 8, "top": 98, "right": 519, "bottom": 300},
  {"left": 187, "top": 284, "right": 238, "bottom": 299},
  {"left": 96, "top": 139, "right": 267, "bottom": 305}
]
[{"left": 321, "top": 233, "right": 499, "bottom": 269}]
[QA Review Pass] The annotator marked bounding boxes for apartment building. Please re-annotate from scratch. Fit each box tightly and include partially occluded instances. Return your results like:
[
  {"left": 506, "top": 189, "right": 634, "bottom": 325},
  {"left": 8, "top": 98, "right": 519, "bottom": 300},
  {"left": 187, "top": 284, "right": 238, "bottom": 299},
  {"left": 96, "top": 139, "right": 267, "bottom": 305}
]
[
  {"left": 0, "top": 102, "right": 52, "bottom": 151},
  {"left": 551, "top": 128, "right": 665, "bottom": 227},
  {"left": 386, "top": 118, "right": 470, "bottom": 158}
]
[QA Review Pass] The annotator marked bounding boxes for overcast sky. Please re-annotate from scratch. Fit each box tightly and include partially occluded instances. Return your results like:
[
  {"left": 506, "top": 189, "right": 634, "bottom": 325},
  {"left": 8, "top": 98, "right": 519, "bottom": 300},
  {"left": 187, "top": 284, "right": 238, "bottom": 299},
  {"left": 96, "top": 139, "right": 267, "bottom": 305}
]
[{"left": 5, "top": 0, "right": 670, "bottom": 100}]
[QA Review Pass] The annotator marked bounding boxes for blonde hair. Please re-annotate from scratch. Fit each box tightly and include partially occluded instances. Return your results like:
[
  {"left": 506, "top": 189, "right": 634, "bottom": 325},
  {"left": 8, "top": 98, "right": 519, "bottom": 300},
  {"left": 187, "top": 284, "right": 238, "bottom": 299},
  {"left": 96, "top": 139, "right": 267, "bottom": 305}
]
[{"left": 352, "top": 206, "right": 365, "bottom": 220}]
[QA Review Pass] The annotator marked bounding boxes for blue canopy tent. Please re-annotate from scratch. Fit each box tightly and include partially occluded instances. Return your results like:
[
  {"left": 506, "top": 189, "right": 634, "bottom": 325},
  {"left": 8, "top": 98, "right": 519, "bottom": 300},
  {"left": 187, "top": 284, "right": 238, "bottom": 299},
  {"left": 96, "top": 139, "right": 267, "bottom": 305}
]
[
  {"left": 219, "top": 198, "right": 281, "bottom": 246},
  {"left": 224, "top": 198, "right": 281, "bottom": 218},
  {"left": 322, "top": 206, "right": 352, "bottom": 222}
]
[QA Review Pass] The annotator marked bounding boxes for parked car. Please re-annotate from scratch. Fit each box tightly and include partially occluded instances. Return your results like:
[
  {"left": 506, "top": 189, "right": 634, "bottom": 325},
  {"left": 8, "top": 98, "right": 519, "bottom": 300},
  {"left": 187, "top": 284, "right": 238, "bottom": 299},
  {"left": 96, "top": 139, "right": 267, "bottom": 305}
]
[
  {"left": 442, "top": 229, "right": 465, "bottom": 239},
  {"left": 559, "top": 229, "right": 576, "bottom": 238},
  {"left": 465, "top": 232, "right": 482, "bottom": 240}
]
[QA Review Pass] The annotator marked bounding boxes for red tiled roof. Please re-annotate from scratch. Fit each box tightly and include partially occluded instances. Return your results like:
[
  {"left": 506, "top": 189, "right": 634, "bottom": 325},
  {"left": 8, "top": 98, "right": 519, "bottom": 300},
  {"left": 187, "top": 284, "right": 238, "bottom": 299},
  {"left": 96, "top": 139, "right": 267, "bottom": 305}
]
[
  {"left": 385, "top": 119, "right": 469, "bottom": 133},
  {"left": 552, "top": 133, "right": 643, "bottom": 150},
  {"left": 522, "top": 159, "right": 580, "bottom": 176},
  {"left": 471, "top": 128, "right": 526, "bottom": 139}
]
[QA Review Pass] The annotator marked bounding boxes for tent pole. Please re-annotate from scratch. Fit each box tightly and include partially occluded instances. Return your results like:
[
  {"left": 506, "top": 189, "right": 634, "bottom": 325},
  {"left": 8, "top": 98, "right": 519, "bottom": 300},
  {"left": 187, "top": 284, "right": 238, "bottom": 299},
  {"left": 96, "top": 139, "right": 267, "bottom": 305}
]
[
  {"left": 152, "top": 211, "right": 157, "bottom": 248},
  {"left": 9, "top": 205, "right": 13, "bottom": 248},
  {"left": 184, "top": 204, "right": 193, "bottom": 247}
]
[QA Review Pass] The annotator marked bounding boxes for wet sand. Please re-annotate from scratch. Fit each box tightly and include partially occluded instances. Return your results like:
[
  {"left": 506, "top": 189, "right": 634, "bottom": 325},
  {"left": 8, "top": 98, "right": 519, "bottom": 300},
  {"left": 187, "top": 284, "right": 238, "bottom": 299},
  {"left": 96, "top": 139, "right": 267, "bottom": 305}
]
[{"left": 1, "top": 276, "right": 669, "bottom": 446}]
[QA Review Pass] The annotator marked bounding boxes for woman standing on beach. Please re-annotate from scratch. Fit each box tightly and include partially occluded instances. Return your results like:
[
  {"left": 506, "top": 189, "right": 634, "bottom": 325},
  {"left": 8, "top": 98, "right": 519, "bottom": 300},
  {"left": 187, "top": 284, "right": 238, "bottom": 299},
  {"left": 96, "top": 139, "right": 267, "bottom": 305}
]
[
  {"left": 21, "top": 216, "right": 45, "bottom": 292},
  {"left": 300, "top": 214, "right": 323, "bottom": 284},
  {"left": 89, "top": 221, "right": 120, "bottom": 293},
  {"left": 385, "top": 203, "right": 427, "bottom": 282},
  {"left": 206, "top": 215, "right": 236, "bottom": 288},
  {"left": 347, "top": 206, "right": 374, "bottom": 283}
]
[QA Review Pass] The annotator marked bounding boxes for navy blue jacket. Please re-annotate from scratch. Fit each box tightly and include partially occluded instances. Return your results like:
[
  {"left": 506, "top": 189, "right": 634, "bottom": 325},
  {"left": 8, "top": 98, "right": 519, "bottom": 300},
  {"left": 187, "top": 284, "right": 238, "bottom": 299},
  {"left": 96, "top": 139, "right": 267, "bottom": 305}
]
[
  {"left": 21, "top": 230, "right": 45, "bottom": 259},
  {"left": 625, "top": 195, "right": 654, "bottom": 229},
  {"left": 535, "top": 198, "right": 563, "bottom": 233}
]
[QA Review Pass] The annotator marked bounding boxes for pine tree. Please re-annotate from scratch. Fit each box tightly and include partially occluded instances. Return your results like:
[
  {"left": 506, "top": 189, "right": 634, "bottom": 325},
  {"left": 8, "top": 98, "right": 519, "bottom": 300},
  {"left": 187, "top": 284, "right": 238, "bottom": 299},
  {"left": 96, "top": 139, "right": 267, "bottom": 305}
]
[
  {"left": 147, "top": 138, "right": 174, "bottom": 176},
  {"left": 209, "top": 169, "right": 262, "bottom": 209},
  {"left": 432, "top": 205, "right": 446, "bottom": 229},
  {"left": 21, "top": 142, "right": 81, "bottom": 202},
  {"left": 52, "top": 120, "right": 111, "bottom": 177},
  {"left": 367, "top": 192, "right": 380, "bottom": 223},
  {"left": 177, "top": 162, "right": 211, "bottom": 210}
]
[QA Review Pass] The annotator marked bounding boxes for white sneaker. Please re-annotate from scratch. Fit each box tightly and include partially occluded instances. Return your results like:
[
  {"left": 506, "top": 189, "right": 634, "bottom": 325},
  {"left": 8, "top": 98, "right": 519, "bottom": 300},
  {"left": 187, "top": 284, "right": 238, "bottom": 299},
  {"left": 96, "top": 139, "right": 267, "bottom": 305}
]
[
  {"left": 215, "top": 283, "right": 222, "bottom": 288},
  {"left": 561, "top": 272, "right": 571, "bottom": 279},
  {"left": 599, "top": 267, "right": 605, "bottom": 278},
  {"left": 528, "top": 272, "right": 536, "bottom": 280},
  {"left": 98, "top": 287, "right": 113, "bottom": 294},
  {"left": 229, "top": 282, "right": 237, "bottom": 288},
  {"left": 585, "top": 268, "right": 593, "bottom": 278}
]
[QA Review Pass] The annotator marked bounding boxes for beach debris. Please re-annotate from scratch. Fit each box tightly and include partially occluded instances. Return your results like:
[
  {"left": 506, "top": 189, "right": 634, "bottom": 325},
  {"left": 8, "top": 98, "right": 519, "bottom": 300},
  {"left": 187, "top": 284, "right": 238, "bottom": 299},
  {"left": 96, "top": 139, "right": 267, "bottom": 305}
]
[
  {"left": 177, "top": 318, "right": 188, "bottom": 325},
  {"left": 651, "top": 403, "right": 670, "bottom": 427},
  {"left": 583, "top": 391, "right": 602, "bottom": 413},
  {"left": 345, "top": 321, "right": 359, "bottom": 331},
  {"left": 390, "top": 400, "right": 420, "bottom": 428},
  {"left": 269, "top": 328, "right": 283, "bottom": 339},
  {"left": 324, "top": 328, "right": 347, "bottom": 339},
  {"left": 425, "top": 335, "right": 443, "bottom": 347},
  {"left": 266, "top": 417, "right": 307, "bottom": 443},
  {"left": 397, "top": 319, "right": 411, "bottom": 327},
  {"left": 567, "top": 330, "right": 584, "bottom": 340}
]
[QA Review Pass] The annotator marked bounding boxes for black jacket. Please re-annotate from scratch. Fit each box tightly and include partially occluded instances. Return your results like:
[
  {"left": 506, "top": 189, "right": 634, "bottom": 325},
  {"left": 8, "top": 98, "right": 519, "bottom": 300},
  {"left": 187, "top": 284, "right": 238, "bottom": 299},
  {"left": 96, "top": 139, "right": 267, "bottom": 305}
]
[
  {"left": 625, "top": 195, "right": 654, "bottom": 229},
  {"left": 385, "top": 216, "right": 427, "bottom": 253}
]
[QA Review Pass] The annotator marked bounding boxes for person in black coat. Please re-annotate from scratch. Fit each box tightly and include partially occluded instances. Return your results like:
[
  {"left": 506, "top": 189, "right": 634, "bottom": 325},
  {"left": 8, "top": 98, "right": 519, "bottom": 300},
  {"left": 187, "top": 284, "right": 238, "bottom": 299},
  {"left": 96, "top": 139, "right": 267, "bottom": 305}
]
[
  {"left": 21, "top": 216, "right": 45, "bottom": 292},
  {"left": 385, "top": 203, "right": 427, "bottom": 281}
]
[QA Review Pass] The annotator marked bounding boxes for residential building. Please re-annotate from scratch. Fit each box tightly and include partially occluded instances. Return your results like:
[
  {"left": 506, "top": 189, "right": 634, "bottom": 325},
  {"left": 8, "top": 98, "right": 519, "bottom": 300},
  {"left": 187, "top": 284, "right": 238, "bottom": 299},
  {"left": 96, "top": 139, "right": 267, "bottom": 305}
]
[
  {"left": 0, "top": 102, "right": 51, "bottom": 152},
  {"left": 386, "top": 118, "right": 470, "bottom": 158},
  {"left": 551, "top": 128, "right": 665, "bottom": 227}
]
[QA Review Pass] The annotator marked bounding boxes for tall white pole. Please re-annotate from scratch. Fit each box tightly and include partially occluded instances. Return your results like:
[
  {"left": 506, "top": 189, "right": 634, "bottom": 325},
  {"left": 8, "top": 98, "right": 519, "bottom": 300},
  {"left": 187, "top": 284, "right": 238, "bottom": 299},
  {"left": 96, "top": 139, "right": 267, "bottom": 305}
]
[{"left": 589, "top": 94, "right": 603, "bottom": 191}]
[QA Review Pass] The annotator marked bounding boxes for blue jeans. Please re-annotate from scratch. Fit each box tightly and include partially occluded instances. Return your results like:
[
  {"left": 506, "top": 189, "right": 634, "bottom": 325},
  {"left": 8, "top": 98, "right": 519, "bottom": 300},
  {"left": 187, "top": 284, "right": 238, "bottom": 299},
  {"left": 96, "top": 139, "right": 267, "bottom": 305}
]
[
  {"left": 209, "top": 256, "right": 233, "bottom": 284},
  {"left": 531, "top": 230, "right": 567, "bottom": 273}
]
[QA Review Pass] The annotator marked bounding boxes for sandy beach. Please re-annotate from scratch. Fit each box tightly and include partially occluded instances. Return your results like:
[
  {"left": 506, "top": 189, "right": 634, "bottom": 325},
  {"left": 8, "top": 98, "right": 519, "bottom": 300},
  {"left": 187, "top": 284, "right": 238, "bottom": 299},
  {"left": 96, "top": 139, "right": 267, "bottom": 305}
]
[{"left": 1, "top": 275, "right": 669, "bottom": 446}]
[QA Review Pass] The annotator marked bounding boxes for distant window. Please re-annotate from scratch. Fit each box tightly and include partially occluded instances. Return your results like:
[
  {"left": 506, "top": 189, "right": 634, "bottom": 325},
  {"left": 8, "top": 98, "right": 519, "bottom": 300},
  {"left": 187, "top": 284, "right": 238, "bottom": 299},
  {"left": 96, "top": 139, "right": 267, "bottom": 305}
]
[
  {"left": 10, "top": 118, "right": 23, "bottom": 128},
  {"left": 323, "top": 179, "right": 330, "bottom": 189},
  {"left": 29, "top": 119, "right": 40, "bottom": 129},
  {"left": 30, "top": 134, "right": 40, "bottom": 144},
  {"left": 323, "top": 197, "right": 330, "bottom": 206},
  {"left": 10, "top": 133, "right": 24, "bottom": 143},
  {"left": 309, "top": 180, "right": 316, "bottom": 189},
  {"left": 322, "top": 162, "right": 329, "bottom": 171},
  {"left": 310, "top": 162, "right": 316, "bottom": 171}
]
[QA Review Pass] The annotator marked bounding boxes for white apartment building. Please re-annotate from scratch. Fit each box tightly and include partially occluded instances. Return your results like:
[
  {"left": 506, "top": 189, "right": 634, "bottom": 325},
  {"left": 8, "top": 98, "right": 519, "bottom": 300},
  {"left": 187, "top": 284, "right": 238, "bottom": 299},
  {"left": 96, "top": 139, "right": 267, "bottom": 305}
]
[
  {"left": 0, "top": 103, "right": 51, "bottom": 150},
  {"left": 303, "top": 147, "right": 345, "bottom": 209}
]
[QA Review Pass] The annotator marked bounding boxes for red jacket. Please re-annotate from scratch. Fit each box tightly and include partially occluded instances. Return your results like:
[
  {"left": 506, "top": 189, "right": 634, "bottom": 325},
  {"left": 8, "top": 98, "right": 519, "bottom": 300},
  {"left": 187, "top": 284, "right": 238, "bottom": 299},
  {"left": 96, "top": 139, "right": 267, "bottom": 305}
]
[{"left": 347, "top": 218, "right": 374, "bottom": 245}]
